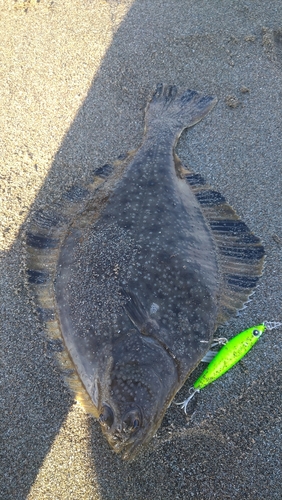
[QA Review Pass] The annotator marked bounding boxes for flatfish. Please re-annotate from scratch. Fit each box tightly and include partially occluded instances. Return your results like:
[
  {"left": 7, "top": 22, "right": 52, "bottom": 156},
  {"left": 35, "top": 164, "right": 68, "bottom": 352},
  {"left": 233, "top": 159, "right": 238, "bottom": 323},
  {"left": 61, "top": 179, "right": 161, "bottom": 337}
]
[{"left": 25, "top": 85, "right": 265, "bottom": 459}]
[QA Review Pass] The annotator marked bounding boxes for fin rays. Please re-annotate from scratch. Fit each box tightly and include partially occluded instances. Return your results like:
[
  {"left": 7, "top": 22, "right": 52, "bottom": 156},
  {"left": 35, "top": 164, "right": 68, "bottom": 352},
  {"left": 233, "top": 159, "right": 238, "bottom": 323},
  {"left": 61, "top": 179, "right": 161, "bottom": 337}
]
[{"left": 185, "top": 169, "right": 265, "bottom": 326}]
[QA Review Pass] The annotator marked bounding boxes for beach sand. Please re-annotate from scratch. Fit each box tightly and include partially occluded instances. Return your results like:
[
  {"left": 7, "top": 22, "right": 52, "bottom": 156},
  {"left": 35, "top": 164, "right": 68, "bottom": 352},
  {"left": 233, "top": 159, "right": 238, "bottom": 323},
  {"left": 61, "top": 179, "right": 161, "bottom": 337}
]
[{"left": 1, "top": 1, "right": 281, "bottom": 498}]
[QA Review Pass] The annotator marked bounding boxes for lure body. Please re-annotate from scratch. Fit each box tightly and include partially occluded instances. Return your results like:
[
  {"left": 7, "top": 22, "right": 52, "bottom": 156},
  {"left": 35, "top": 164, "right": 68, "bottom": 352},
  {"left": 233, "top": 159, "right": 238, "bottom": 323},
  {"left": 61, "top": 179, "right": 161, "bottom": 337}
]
[
  {"left": 176, "top": 324, "right": 270, "bottom": 413},
  {"left": 194, "top": 324, "right": 265, "bottom": 390}
]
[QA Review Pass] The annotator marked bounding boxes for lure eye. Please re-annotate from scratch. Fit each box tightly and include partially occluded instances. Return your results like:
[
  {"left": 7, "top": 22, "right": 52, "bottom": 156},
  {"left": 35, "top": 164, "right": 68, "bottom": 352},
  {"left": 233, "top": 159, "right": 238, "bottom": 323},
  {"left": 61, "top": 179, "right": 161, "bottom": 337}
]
[
  {"left": 99, "top": 404, "right": 114, "bottom": 429},
  {"left": 252, "top": 329, "right": 260, "bottom": 337}
]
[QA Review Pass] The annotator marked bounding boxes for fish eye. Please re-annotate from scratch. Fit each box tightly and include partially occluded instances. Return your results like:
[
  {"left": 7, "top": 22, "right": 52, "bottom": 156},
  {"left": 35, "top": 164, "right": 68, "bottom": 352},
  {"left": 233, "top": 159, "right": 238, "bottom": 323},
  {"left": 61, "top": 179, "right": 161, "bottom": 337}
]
[
  {"left": 123, "top": 409, "right": 142, "bottom": 432},
  {"left": 252, "top": 329, "right": 260, "bottom": 337},
  {"left": 133, "top": 419, "right": 140, "bottom": 429},
  {"left": 99, "top": 404, "right": 114, "bottom": 429}
]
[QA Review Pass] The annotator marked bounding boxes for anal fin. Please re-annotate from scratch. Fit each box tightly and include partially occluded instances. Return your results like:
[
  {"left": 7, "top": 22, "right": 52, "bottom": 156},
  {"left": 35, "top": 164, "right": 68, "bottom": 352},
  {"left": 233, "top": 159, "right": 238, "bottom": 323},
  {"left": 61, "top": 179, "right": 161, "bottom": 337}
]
[{"left": 184, "top": 169, "right": 265, "bottom": 326}]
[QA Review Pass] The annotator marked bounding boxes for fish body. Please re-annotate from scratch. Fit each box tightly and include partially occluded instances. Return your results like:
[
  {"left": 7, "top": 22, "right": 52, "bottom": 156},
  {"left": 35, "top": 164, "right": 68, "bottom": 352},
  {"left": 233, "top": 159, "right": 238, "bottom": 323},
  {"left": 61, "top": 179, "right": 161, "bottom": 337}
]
[{"left": 25, "top": 85, "right": 265, "bottom": 459}]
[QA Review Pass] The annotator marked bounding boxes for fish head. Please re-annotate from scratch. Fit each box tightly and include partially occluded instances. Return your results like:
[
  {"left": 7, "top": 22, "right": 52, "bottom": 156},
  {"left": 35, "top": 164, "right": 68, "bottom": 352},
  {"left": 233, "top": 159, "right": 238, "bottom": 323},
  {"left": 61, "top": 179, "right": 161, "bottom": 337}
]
[{"left": 97, "top": 329, "right": 179, "bottom": 460}]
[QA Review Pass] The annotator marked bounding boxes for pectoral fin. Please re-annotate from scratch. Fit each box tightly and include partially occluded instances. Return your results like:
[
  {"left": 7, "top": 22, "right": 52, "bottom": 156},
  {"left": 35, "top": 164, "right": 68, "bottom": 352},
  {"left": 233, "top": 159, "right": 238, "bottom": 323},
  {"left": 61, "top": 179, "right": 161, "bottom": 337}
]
[
  {"left": 121, "top": 288, "right": 148, "bottom": 331},
  {"left": 121, "top": 288, "right": 161, "bottom": 339}
]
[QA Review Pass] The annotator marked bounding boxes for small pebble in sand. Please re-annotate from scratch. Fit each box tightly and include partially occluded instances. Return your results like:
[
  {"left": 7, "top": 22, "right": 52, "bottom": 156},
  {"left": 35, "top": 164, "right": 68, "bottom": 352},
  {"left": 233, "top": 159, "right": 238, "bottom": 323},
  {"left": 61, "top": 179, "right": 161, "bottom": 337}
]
[
  {"left": 245, "top": 35, "right": 256, "bottom": 42},
  {"left": 272, "top": 234, "right": 282, "bottom": 246},
  {"left": 225, "top": 95, "right": 240, "bottom": 108}
]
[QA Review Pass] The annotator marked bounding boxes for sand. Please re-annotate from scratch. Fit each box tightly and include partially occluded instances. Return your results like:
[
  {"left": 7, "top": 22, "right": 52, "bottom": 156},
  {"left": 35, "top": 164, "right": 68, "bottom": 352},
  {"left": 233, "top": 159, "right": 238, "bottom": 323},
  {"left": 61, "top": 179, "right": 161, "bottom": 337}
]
[{"left": 1, "top": 1, "right": 282, "bottom": 499}]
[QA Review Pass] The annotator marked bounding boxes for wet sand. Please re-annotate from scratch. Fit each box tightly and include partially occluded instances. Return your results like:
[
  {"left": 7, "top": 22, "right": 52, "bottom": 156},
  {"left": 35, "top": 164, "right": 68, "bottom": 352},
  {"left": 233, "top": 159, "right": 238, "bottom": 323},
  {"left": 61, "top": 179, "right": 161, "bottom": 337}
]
[{"left": 1, "top": 1, "right": 282, "bottom": 499}]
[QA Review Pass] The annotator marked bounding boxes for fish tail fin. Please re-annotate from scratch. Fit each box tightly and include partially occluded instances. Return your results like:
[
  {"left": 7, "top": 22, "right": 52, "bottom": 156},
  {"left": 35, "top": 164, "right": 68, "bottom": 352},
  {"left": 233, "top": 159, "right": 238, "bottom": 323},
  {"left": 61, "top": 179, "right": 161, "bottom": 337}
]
[{"left": 145, "top": 84, "right": 217, "bottom": 137}]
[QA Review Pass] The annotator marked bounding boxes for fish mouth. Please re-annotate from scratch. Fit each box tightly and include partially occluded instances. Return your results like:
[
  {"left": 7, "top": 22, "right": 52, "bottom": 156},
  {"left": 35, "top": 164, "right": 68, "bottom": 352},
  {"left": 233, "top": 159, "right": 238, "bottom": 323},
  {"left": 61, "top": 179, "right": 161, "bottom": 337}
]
[
  {"left": 107, "top": 421, "right": 159, "bottom": 461},
  {"left": 107, "top": 430, "right": 143, "bottom": 460},
  {"left": 113, "top": 432, "right": 150, "bottom": 461}
]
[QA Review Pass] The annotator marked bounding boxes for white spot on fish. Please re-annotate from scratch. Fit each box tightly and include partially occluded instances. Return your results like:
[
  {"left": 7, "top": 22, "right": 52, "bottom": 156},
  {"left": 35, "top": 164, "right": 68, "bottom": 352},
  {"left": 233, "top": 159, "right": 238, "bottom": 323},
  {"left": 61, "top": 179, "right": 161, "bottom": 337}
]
[{"left": 150, "top": 303, "right": 159, "bottom": 314}]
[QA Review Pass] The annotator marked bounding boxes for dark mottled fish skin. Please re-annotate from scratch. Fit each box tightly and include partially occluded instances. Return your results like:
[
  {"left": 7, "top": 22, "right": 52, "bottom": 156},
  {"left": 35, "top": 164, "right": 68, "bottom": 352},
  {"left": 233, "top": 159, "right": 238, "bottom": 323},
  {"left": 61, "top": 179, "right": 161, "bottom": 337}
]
[
  {"left": 54, "top": 85, "right": 219, "bottom": 459},
  {"left": 45, "top": 85, "right": 265, "bottom": 460}
]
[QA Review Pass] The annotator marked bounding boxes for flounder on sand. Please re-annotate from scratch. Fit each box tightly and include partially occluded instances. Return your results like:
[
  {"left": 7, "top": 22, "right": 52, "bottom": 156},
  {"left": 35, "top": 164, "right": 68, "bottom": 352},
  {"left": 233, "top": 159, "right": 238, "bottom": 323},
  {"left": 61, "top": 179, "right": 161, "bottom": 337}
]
[{"left": 25, "top": 85, "right": 264, "bottom": 460}]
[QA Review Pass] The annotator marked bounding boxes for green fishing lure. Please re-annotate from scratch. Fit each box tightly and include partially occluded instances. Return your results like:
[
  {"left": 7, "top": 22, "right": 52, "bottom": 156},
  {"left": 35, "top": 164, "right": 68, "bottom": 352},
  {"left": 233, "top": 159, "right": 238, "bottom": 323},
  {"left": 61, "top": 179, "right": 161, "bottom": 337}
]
[{"left": 177, "top": 321, "right": 282, "bottom": 413}]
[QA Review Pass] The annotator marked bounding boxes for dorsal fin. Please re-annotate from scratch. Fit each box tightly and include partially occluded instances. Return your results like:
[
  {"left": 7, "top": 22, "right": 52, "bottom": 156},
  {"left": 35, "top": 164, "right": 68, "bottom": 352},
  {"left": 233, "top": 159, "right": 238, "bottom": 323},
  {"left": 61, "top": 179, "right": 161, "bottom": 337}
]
[
  {"left": 24, "top": 150, "right": 136, "bottom": 416},
  {"left": 23, "top": 155, "right": 129, "bottom": 417},
  {"left": 183, "top": 166, "right": 265, "bottom": 326},
  {"left": 24, "top": 181, "right": 98, "bottom": 416}
]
